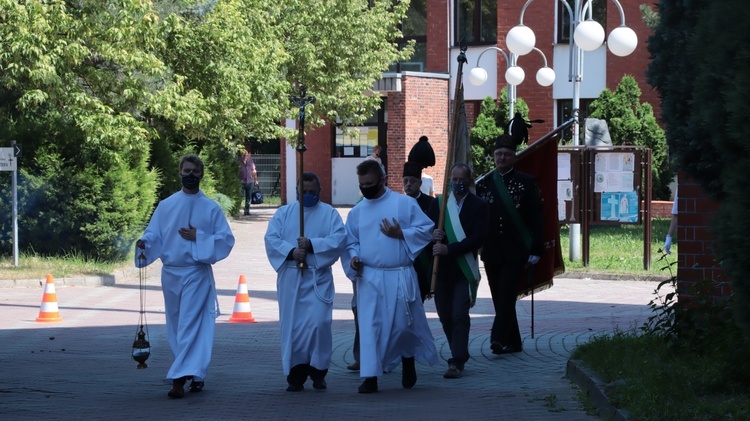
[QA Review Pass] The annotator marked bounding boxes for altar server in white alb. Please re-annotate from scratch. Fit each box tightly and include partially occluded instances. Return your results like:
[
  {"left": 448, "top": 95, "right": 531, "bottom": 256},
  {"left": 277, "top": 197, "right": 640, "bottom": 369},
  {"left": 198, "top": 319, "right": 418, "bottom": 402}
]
[
  {"left": 264, "top": 172, "right": 347, "bottom": 392},
  {"left": 341, "top": 159, "right": 439, "bottom": 394},
  {"left": 136, "top": 154, "right": 235, "bottom": 399}
]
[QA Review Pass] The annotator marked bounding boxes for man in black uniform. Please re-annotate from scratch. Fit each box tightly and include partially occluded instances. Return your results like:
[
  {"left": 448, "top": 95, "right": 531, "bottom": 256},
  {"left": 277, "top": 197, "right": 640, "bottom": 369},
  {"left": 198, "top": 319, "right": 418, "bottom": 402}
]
[{"left": 475, "top": 135, "right": 543, "bottom": 355}]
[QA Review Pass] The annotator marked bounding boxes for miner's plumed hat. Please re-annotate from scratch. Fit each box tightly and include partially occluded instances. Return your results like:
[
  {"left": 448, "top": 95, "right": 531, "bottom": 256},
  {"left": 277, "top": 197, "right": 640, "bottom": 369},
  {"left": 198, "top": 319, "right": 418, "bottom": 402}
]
[
  {"left": 493, "top": 134, "right": 520, "bottom": 152},
  {"left": 407, "top": 136, "right": 436, "bottom": 169}
]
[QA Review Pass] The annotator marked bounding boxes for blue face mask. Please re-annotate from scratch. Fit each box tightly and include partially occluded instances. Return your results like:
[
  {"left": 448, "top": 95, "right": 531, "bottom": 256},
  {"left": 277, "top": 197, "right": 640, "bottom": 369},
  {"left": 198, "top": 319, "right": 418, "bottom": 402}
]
[
  {"left": 302, "top": 193, "right": 320, "bottom": 208},
  {"left": 450, "top": 181, "right": 469, "bottom": 196}
]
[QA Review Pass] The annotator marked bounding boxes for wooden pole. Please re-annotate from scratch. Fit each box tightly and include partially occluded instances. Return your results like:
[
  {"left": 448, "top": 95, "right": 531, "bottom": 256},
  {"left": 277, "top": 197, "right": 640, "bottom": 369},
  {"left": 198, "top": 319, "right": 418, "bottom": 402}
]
[{"left": 430, "top": 47, "right": 467, "bottom": 294}]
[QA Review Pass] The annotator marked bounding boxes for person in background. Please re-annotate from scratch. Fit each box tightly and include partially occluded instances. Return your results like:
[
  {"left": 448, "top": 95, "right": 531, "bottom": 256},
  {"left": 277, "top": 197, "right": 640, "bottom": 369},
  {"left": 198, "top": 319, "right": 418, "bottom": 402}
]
[
  {"left": 367, "top": 144, "right": 383, "bottom": 164},
  {"left": 239, "top": 142, "right": 258, "bottom": 216},
  {"left": 136, "top": 154, "right": 235, "bottom": 399},
  {"left": 664, "top": 188, "right": 678, "bottom": 254},
  {"left": 421, "top": 171, "right": 435, "bottom": 197},
  {"left": 264, "top": 172, "right": 347, "bottom": 392},
  {"left": 365, "top": 144, "right": 386, "bottom": 177}
]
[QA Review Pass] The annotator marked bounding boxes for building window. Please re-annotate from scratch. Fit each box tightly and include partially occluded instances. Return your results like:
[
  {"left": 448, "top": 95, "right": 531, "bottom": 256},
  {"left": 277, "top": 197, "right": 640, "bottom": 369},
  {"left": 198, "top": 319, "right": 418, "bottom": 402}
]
[
  {"left": 333, "top": 100, "right": 387, "bottom": 160},
  {"left": 556, "top": 98, "right": 594, "bottom": 144},
  {"left": 455, "top": 0, "right": 497, "bottom": 46},
  {"left": 391, "top": 0, "right": 427, "bottom": 72},
  {"left": 557, "top": 0, "right": 607, "bottom": 44}
]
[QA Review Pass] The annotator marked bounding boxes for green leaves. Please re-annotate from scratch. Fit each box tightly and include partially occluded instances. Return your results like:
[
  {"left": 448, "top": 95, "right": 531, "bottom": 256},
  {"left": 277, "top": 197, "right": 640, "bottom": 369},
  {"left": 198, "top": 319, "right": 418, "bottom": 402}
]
[
  {"left": 588, "top": 75, "right": 671, "bottom": 199},
  {"left": 0, "top": 0, "right": 411, "bottom": 260}
]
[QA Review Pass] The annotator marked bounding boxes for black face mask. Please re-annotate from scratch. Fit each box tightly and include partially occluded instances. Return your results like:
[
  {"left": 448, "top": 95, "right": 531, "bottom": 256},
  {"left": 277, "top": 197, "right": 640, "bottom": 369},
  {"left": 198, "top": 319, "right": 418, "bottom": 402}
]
[
  {"left": 182, "top": 173, "right": 201, "bottom": 190},
  {"left": 360, "top": 183, "right": 381, "bottom": 200}
]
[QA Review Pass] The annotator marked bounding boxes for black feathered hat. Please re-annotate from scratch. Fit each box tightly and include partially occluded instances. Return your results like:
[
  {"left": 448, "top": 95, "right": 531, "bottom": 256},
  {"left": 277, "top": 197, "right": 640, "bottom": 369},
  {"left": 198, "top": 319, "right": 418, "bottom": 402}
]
[{"left": 493, "top": 134, "right": 520, "bottom": 152}]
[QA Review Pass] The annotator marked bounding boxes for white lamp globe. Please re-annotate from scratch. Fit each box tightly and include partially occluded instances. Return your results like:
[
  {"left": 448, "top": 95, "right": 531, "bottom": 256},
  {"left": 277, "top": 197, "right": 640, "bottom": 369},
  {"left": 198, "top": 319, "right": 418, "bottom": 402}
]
[
  {"left": 574, "top": 19, "right": 605, "bottom": 51},
  {"left": 505, "top": 66, "right": 525, "bottom": 86},
  {"left": 506, "top": 25, "right": 536, "bottom": 56},
  {"left": 536, "top": 67, "right": 556, "bottom": 87},
  {"left": 468, "top": 67, "right": 489, "bottom": 86},
  {"left": 607, "top": 26, "right": 638, "bottom": 57}
]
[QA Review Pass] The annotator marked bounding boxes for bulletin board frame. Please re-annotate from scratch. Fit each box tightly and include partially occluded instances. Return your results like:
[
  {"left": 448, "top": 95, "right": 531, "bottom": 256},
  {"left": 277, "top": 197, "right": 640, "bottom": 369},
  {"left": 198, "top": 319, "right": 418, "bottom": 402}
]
[{"left": 557, "top": 145, "right": 653, "bottom": 269}]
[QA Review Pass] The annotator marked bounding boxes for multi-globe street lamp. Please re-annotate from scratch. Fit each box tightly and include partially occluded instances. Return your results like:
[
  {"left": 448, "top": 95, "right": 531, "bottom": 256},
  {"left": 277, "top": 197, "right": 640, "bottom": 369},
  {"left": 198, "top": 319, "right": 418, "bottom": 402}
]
[
  {"left": 468, "top": 1, "right": 638, "bottom": 261},
  {"left": 467, "top": 46, "right": 555, "bottom": 119},
  {"left": 505, "top": 0, "right": 638, "bottom": 261}
]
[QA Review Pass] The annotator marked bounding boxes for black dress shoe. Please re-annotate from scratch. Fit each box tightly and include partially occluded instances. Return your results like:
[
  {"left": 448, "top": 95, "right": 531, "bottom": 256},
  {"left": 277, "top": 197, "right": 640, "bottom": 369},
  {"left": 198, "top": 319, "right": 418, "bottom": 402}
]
[
  {"left": 286, "top": 383, "right": 304, "bottom": 392},
  {"left": 358, "top": 377, "right": 378, "bottom": 394},
  {"left": 401, "top": 356, "right": 417, "bottom": 389},
  {"left": 188, "top": 380, "right": 204, "bottom": 393},
  {"left": 347, "top": 360, "right": 360, "bottom": 371},
  {"left": 312, "top": 378, "right": 327, "bottom": 390},
  {"left": 167, "top": 376, "right": 188, "bottom": 399},
  {"left": 491, "top": 343, "right": 522, "bottom": 354}
]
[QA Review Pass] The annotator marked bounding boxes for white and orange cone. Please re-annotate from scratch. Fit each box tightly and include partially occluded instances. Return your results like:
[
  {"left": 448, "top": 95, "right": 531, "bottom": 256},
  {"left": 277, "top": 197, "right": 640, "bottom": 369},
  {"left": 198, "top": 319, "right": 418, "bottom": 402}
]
[
  {"left": 228, "top": 275, "right": 256, "bottom": 323},
  {"left": 35, "top": 274, "right": 63, "bottom": 322}
]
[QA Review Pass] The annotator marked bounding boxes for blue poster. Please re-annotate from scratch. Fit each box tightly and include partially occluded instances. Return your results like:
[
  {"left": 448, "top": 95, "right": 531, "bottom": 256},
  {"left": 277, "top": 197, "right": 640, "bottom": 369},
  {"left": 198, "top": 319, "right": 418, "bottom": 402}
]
[{"left": 601, "top": 191, "right": 638, "bottom": 222}]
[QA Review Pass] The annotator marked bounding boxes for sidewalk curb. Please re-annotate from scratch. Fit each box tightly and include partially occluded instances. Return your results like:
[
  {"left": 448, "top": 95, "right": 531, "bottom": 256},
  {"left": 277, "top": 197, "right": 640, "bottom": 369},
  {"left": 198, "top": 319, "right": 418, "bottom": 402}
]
[
  {"left": 0, "top": 269, "right": 668, "bottom": 288},
  {"left": 0, "top": 267, "right": 137, "bottom": 288},
  {"left": 567, "top": 359, "right": 631, "bottom": 421},
  {"left": 560, "top": 271, "right": 669, "bottom": 282}
]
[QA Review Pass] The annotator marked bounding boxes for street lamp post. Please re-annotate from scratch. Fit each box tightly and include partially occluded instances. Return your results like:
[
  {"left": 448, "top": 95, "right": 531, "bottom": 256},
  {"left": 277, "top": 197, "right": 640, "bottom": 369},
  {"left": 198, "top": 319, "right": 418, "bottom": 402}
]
[
  {"left": 506, "top": 0, "right": 637, "bottom": 261},
  {"left": 467, "top": 46, "right": 555, "bottom": 119}
]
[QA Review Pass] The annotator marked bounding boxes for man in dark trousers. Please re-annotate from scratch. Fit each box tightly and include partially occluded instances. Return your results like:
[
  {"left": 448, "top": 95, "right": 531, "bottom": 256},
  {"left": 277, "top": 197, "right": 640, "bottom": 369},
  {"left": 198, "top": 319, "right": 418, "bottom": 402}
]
[
  {"left": 428, "top": 163, "right": 488, "bottom": 378},
  {"left": 403, "top": 161, "right": 435, "bottom": 301},
  {"left": 475, "top": 135, "right": 543, "bottom": 355}
]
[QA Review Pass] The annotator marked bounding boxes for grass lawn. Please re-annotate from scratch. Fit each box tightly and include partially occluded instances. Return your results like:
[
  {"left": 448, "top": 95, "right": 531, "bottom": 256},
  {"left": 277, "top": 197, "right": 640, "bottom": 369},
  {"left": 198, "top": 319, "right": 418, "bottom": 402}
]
[
  {"left": 573, "top": 327, "right": 750, "bottom": 420},
  {"left": 2, "top": 215, "right": 674, "bottom": 280},
  {"left": 560, "top": 218, "right": 676, "bottom": 277}
]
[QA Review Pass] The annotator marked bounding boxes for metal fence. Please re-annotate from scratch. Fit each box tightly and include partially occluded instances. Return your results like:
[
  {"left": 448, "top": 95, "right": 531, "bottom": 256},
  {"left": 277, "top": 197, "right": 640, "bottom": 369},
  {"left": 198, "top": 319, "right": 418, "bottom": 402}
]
[{"left": 253, "top": 154, "right": 281, "bottom": 196}]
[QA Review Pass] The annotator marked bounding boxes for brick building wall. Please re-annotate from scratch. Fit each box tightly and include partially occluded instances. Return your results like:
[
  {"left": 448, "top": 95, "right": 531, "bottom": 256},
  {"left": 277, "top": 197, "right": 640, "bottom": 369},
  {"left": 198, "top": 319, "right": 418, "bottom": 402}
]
[
  {"left": 606, "top": 1, "right": 661, "bottom": 119},
  {"left": 387, "top": 74, "right": 450, "bottom": 194},
  {"left": 676, "top": 177, "right": 732, "bottom": 301},
  {"left": 279, "top": 121, "right": 335, "bottom": 205},
  {"left": 650, "top": 200, "right": 673, "bottom": 219},
  {"left": 426, "top": 0, "right": 449, "bottom": 72}
]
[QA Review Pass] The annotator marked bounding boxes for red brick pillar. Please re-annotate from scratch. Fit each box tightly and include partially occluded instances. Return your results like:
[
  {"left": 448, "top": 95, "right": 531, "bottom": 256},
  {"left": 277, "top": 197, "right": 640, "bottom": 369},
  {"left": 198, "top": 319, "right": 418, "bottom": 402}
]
[{"left": 676, "top": 176, "right": 732, "bottom": 302}]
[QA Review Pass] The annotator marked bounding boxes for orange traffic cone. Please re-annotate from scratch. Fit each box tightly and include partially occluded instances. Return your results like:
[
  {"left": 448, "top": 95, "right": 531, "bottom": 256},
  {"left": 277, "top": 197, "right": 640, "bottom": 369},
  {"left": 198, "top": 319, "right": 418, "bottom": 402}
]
[
  {"left": 35, "top": 274, "right": 63, "bottom": 322},
  {"left": 228, "top": 275, "right": 256, "bottom": 323}
]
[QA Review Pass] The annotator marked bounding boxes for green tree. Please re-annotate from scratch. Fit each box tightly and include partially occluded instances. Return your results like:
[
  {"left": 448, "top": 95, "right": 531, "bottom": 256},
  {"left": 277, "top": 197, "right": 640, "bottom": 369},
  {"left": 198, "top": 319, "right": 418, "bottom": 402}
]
[
  {"left": 648, "top": 0, "right": 750, "bottom": 336},
  {"left": 0, "top": 0, "right": 412, "bottom": 260},
  {"left": 470, "top": 89, "right": 529, "bottom": 177},
  {"left": 0, "top": 0, "right": 165, "bottom": 260},
  {"left": 588, "top": 75, "right": 671, "bottom": 199}
]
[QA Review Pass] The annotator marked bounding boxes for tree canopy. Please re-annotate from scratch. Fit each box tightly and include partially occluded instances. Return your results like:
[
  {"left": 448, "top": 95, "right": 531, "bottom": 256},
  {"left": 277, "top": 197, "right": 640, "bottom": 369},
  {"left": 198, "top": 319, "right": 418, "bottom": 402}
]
[
  {"left": 588, "top": 75, "right": 671, "bottom": 199},
  {"left": 469, "top": 90, "right": 530, "bottom": 177},
  {"left": 0, "top": 0, "right": 413, "bottom": 260},
  {"left": 647, "top": 0, "right": 750, "bottom": 336}
]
